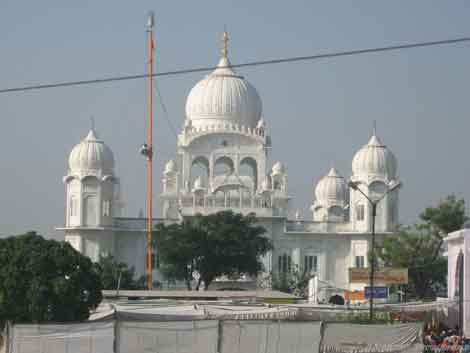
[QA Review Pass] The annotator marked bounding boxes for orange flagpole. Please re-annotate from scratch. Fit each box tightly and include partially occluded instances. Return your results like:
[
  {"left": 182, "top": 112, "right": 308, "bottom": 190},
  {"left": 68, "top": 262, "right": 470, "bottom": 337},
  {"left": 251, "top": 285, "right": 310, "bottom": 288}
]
[{"left": 146, "top": 13, "right": 155, "bottom": 291}]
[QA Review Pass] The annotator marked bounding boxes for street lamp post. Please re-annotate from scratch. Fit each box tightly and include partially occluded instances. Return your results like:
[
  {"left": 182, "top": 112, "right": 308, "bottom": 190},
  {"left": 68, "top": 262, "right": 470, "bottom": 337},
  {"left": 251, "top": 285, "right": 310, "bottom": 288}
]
[{"left": 348, "top": 181, "right": 400, "bottom": 321}]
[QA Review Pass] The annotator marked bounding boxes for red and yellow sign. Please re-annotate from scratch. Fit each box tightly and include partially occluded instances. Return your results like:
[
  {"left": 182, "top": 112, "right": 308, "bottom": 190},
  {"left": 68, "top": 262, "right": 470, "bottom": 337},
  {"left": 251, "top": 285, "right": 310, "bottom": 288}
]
[
  {"left": 344, "top": 290, "right": 365, "bottom": 301},
  {"left": 349, "top": 268, "right": 408, "bottom": 284}
]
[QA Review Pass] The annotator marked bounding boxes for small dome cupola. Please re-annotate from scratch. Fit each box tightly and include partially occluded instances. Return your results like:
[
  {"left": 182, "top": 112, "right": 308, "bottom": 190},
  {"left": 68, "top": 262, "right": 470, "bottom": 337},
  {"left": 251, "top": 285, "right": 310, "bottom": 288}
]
[
  {"left": 352, "top": 133, "right": 397, "bottom": 180},
  {"left": 314, "top": 168, "right": 348, "bottom": 205},
  {"left": 271, "top": 161, "right": 285, "bottom": 176},
  {"left": 164, "top": 159, "right": 177, "bottom": 174},
  {"left": 185, "top": 31, "right": 262, "bottom": 130},
  {"left": 68, "top": 129, "right": 115, "bottom": 176}
]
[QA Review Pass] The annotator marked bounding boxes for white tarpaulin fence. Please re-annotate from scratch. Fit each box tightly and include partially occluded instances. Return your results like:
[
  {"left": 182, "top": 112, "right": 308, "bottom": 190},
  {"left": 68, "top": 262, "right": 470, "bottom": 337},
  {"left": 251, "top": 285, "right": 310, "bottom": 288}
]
[
  {"left": 321, "top": 323, "right": 423, "bottom": 353},
  {"left": 8, "top": 319, "right": 423, "bottom": 353},
  {"left": 220, "top": 320, "right": 322, "bottom": 353},
  {"left": 116, "top": 320, "right": 218, "bottom": 353},
  {"left": 10, "top": 322, "right": 114, "bottom": 353}
]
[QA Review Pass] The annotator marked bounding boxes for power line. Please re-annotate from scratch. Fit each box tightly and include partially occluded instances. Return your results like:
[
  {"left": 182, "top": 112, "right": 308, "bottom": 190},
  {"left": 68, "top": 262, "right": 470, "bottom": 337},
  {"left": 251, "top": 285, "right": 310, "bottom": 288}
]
[
  {"left": 154, "top": 81, "right": 178, "bottom": 138},
  {"left": 1, "top": 36, "right": 469, "bottom": 94}
]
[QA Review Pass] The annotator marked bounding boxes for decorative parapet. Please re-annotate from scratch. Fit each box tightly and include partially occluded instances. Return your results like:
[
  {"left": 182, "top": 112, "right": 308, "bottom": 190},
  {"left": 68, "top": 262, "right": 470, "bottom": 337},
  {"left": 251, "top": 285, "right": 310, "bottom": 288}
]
[
  {"left": 179, "top": 206, "right": 276, "bottom": 217},
  {"left": 114, "top": 217, "right": 166, "bottom": 231},
  {"left": 284, "top": 220, "right": 354, "bottom": 233},
  {"left": 178, "top": 123, "right": 268, "bottom": 146}
]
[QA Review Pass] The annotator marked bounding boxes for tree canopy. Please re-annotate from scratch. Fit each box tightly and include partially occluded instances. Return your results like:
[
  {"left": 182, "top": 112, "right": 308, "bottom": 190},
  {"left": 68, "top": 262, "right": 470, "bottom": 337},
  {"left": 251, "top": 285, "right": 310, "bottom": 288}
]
[
  {"left": 96, "top": 255, "right": 145, "bottom": 290},
  {"left": 0, "top": 232, "right": 102, "bottom": 323},
  {"left": 378, "top": 195, "right": 467, "bottom": 299},
  {"left": 379, "top": 227, "right": 447, "bottom": 299},
  {"left": 419, "top": 194, "right": 468, "bottom": 236},
  {"left": 154, "top": 211, "right": 272, "bottom": 290}
]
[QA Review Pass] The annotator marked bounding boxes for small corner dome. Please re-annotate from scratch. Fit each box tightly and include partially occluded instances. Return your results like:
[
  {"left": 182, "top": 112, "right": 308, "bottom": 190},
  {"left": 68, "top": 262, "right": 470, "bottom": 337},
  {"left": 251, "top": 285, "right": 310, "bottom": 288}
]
[
  {"left": 164, "top": 159, "right": 176, "bottom": 174},
  {"left": 68, "top": 129, "right": 115, "bottom": 175},
  {"left": 260, "top": 176, "right": 272, "bottom": 191},
  {"left": 352, "top": 134, "right": 397, "bottom": 179},
  {"left": 271, "top": 161, "right": 285, "bottom": 175},
  {"left": 185, "top": 55, "right": 263, "bottom": 129},
  {"left": 315, "top": 167, "right": 348, "bottom": 204}
]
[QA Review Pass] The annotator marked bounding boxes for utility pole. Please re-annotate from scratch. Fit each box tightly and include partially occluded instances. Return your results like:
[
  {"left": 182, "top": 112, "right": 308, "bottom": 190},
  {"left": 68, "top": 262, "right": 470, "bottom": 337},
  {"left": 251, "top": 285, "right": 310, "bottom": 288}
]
[
  {"left": 140, "top": 12, "right": 155, "bottom": 290},
  {"left": 348, "top": 181, "right": 400, "bottom": 321}
]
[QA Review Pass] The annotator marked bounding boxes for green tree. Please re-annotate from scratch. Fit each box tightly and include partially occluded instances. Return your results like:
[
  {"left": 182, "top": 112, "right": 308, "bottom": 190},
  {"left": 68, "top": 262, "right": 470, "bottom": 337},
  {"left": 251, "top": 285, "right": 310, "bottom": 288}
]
[
  {"left": 0, "top": 232, "right": 102, "bottom": 324},
  {"left": 379, "top": 227, "right": 446, "bottom": 299},
  {"left": 420, "top": 195, "right": 468, "bottom": 235},
  {"left": 95, "top": 255, "right": 144, "bottom": 290},
  {"left": 154, "top": 211, "right": 272, "bottom": 290},
  {"left": 377, "top": 195, "right": 466, "bottom": 299},
  {"left": 419, "top": 195, "right": 468, "bottom": 260}
]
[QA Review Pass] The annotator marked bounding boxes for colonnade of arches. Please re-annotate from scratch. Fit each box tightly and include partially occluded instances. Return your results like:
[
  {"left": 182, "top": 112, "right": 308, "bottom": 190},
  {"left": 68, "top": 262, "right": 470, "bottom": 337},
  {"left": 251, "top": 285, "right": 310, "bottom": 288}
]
[{"left": 189, "top": 155, "right": 258, "bottom": 191}]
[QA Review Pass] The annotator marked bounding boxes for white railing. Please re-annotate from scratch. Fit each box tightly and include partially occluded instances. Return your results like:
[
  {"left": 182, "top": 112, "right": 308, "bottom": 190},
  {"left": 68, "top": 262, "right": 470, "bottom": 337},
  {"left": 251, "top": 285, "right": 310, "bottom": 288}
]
[
  {"left": 285, "top": 220, "right": 353, "bottom": 233},
  {"left": 114, "top": 218, "right": 163, "bottom": 231},
  {"left": 178, "top": 123, "right": 267, "bottom": 146}
]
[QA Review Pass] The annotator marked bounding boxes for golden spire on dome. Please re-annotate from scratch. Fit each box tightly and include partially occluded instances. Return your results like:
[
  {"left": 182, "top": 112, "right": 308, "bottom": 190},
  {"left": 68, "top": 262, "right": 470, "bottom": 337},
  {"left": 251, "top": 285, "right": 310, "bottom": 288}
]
[{"left": 221, "top": 30, "right": 229, "bottom": 58}]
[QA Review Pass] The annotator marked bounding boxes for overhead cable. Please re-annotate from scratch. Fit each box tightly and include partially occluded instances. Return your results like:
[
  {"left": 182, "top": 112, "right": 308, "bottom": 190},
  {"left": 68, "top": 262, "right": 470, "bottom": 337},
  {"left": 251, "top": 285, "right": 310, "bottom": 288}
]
[{"left": 1, "top": 36, "right": 469, "bottom": 94}]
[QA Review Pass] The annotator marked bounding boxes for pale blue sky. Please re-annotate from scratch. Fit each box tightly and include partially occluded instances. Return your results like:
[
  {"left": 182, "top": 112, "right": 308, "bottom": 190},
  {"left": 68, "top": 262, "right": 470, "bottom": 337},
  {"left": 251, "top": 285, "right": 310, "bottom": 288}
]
[{"left": 1, "top": 0, "right": 470, "bottom": 238}]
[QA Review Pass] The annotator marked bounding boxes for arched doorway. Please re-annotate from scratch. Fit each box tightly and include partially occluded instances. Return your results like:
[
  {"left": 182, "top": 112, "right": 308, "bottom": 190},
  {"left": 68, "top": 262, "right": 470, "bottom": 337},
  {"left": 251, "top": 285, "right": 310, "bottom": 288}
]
[{"left": 455, "top": 250, "right": 464, "bottom": 334}]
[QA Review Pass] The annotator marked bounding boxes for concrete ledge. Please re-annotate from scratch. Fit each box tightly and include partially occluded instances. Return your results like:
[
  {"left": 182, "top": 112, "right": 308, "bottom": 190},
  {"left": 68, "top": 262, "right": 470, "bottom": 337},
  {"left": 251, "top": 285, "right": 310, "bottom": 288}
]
[{"left": 102, "top": 290, "right": 298, "bottom": 302}]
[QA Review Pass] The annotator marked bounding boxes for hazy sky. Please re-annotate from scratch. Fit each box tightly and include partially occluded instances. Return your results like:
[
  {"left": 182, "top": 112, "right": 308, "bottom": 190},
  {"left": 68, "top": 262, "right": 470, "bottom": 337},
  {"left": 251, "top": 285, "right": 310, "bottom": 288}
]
[{"left": 1, "top": 0, "right": 470, "bottom": 239}]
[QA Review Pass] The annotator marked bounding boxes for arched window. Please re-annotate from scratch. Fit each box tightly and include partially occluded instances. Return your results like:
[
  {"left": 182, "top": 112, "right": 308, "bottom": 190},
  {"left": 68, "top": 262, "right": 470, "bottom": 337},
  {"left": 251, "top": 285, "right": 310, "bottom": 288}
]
[
  {"left": 69, "top": 197, "right": 77, "bottom": 217},
  {"left": 82, "top": 176, "right": 99, "bottom": 192},
  {"left": 356, "top": 204, "right": 365, "bottom": 221},
  {"left": 102, "top": 200, "right": 111, "bottom": 217},
  {"left": 278, "top": 253, "right": 291, "bottom": 273},
  {"left": 190, "top": 156, "right": 210, "bottom": 187},
  {"left": 83, "top": 195, "right": 98, "bottom": 226},
  {"left": 304, "top": 255, "right": 318, "bottom": 274},
  {"left": 239, "top": 157, "right": 258, "bottom": 190},
  {"left": 314, "top": 206, "right": 324, "bottom": 221},
  {"left": 214, "top": 156, "right": 234, "bottom": 176},
  {"left": 328, "top": 206, "right": 344, "bottom": 222}
]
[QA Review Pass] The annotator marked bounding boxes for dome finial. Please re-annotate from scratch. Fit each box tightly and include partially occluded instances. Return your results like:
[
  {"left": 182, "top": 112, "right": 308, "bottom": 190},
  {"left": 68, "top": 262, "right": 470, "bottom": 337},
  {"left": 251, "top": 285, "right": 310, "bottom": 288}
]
[
  {"left": 221, "top": 28, "right": 229, "bottom": 58},
  {"left": 372, "top": 120, "right": 377, "bottom": 136}
]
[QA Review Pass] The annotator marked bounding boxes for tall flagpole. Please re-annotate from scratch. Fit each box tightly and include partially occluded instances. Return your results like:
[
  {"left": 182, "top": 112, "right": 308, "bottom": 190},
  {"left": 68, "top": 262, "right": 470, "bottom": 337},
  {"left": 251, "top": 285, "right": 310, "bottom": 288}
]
[{"left": 146, "top": 12, "right": 155, "bottom": 290}]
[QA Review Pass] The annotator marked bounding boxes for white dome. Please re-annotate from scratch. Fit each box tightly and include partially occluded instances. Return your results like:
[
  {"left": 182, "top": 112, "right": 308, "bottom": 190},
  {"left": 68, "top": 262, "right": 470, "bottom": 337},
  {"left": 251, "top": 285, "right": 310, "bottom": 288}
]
[
  {"left": 164, "top": 159, "right": 176, "bottom": 174},
  {"left": 271, "top": 161, "right": 285, "bottom": 176},
  {"left": 68, "top": 129, "right": 115, "bottom": 175},
  {"left": 260, "top": 176, "right": 272, "bottom": 192},
  {"left": 315, "top": 168, "right": 348, "bottom": 204},
  {"left": 352, "top": 134, "right": 397, "bottom": 179},
  {"left": 185, "top": 56, "right": 262, "bottom": 129}
]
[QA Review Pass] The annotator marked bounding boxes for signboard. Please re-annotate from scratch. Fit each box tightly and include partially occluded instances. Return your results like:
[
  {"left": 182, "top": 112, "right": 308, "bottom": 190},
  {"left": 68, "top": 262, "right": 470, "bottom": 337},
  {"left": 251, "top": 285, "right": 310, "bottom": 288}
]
[
  {"left": 349, "top": 268, "right": 408, "bottom": 284},
  {"left": 365, "top": 286, "right": 388, "bottom": 299},
  {"left": 344, "top": 290, "right": 365, "bottom": 301}
]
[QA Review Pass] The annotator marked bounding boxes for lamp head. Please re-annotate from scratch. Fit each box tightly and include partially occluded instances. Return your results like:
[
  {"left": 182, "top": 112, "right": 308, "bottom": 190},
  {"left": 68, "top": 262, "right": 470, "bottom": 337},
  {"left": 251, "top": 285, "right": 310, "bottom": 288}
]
[
  {"left": 348, "top": 181, "right": 359, "bottom": 190},
  {"left": 390, "top": 181, "right": 401, "bottom": 192},
  {"left": 147, "top": 11, "right": 155, "bottom": 30}
]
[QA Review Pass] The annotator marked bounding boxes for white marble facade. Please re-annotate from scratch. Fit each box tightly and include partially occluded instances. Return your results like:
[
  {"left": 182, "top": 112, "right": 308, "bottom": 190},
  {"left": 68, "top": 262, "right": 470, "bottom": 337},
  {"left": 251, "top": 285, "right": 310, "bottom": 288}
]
[{"left": 59, "top": 42, "right": 402, "bottom": 297}]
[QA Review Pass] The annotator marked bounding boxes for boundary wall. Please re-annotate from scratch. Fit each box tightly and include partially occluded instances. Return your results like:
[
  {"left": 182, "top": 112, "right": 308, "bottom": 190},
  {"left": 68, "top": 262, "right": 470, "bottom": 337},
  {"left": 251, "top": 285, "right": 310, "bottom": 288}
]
[{"left": 6, "top": 319, "right": 422, "bottom": 353}]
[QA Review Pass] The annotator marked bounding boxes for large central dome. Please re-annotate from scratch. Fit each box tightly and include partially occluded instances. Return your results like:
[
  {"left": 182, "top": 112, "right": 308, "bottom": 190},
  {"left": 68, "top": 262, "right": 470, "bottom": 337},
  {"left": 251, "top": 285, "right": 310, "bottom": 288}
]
[{"left": 185, "top": 54, "right": 263, "bottom": 129}]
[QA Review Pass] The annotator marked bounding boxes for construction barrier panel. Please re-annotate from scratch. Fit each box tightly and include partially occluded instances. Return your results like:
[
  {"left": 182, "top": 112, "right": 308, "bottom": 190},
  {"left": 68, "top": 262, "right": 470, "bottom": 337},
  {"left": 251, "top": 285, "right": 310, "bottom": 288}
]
[
  {"left": 220, "top": 320, "right": 322, "bottom": 353},
  {"left": 321, "top": 322, "right": 422, "bottom": 353},
  {"left": 10, "top": 321, "right": 114, "bottom": 353},
  {"left": 116, "top": 320, "right": 219, "bottom": 353},
  {"left": 8, "top": 319, "right": 425, "bottom": 353}
]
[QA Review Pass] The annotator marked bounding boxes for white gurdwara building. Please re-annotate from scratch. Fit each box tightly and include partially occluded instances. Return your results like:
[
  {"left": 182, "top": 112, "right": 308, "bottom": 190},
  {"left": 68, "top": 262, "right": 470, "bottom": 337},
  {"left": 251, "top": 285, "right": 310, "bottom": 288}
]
[{"left": 60, "top": 40, "right": 401, "bottom": 297}]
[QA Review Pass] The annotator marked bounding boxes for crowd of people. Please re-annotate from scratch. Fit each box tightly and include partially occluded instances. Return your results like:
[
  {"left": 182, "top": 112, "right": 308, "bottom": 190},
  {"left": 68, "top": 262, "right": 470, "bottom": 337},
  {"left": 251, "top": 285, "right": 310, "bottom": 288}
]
[{"left": 423, "top": 326, "right": 470, "bottom": 352}]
